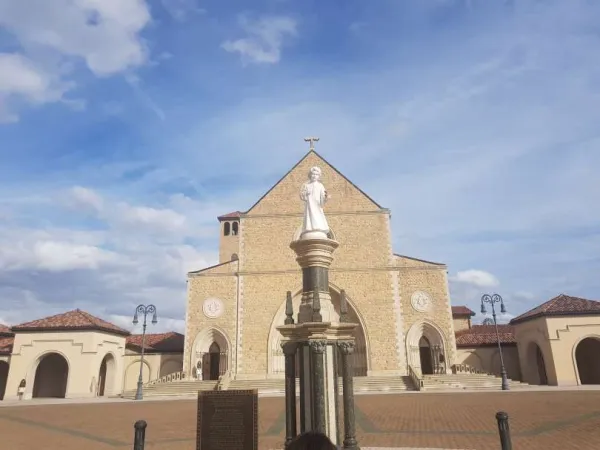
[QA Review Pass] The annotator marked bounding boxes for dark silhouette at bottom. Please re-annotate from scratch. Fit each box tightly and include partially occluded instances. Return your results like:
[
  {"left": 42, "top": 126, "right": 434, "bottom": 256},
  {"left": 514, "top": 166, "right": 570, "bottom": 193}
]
[{"left": 287, "top": 431, "right": 337, "bottom": 450}]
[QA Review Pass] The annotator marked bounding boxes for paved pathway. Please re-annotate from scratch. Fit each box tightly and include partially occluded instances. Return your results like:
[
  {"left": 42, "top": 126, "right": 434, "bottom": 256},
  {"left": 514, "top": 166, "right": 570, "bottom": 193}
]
[{"left": 1, "top": 391, "right": 600, "bottom": 449}]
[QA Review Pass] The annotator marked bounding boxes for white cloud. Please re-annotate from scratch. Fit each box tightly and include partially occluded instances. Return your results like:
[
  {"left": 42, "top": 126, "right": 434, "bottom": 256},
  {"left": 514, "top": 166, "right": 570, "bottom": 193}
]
[
  {"left": 0, "top": 0, "right": 152, "bottom": 120},
  {"left": 453, "top": 270, "right": 500, "bottom": 288},
  {"left": 222, "top": 15, "right": 297, "bottom": 64},
  {"left": 0, "top": 238, "right": 118, "bottom": 272},
  {"left": 160, "top": 0, "right": 205, "bottom": 21},
  {"left": 70, "top": 186, "right": 104, "bottom": 212}
]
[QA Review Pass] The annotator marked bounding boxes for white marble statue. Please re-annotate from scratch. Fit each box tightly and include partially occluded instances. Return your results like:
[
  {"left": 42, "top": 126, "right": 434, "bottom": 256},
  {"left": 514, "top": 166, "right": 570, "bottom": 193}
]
[{"left": 300, "top": 166, "right": 330, "bottom": 239}]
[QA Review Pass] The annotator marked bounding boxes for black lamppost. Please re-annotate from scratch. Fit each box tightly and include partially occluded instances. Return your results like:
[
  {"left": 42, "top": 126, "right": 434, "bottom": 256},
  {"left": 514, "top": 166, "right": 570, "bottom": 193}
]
[
  {"left": 133, "top": 304, "right": 157, "bottom": 400},
  {"left": 481, "top": 294, "right": 509, "bottom": 391}
]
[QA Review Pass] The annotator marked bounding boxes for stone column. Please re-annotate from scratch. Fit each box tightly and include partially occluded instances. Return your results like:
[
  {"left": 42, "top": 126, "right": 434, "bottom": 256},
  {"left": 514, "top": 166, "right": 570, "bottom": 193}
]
[
  {"left": 309, "top": 339, "right": 327, "bottom": 433},
  {"left": 282, "top": 342, "right": 298, "bottom": 448},
  {"left": 339, "top": 341, "right": 360, "bottom": 450}
]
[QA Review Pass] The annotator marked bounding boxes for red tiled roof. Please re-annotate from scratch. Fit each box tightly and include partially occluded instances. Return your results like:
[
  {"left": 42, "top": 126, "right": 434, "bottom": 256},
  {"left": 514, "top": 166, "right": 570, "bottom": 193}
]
[
  {"left": 510, "top": 294, "right": 600, "bottom": 325},
  {"left": 217, "top": 211, "right": 241, "bottom": 221},
  {"left": 452, "top": 306, "right": 475, "bottom": 317},
  {"left": 0, "top": 336, "right": 14, "bottom": 355},
  {"left": 126, "top": 332, "right": 184, "bottom": 353},
  {"left": 455, "top": 324, "right": 516, "bottom": 347},
  {"left": 0, "top": 324, "right": 13, "bottom": 336},
  {"left": 11, "top": 309, "right": 130, "bottom": 336}
]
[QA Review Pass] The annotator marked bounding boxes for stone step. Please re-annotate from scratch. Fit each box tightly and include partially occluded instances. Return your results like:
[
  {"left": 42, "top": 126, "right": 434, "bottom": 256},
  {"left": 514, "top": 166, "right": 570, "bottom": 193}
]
[{"left": 121, "top": 376, "right": 416, "bottom": 399}]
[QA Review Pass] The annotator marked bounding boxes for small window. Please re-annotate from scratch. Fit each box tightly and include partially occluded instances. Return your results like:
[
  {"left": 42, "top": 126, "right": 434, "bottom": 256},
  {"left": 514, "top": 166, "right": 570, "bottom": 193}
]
[
  {"left": 224, "top": 222, "right": 231, "bottom": 236},
  {"left": 231, "top": 253, "right": 239, "bottom": 261},
  {"left": 232, "top": 222, "right": 239, "bottom": 235}
]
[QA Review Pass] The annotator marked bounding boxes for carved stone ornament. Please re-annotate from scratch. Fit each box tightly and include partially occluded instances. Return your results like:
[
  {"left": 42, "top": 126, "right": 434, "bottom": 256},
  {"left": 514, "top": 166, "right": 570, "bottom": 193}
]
[
  {"left": 202, "top": 297, "right": 224, "bottom": 319},
  {"left": 338, "top": 341, "right": 355, "bottom": 355},
  {"left": 309, "top": 340, "right": 327, "bottom": 354},
  {"left": 411, "top": 291, "right": 432, "bottom": 313},
  {"left": 281, "top": 341, "right": 298, "bottom": 355}
]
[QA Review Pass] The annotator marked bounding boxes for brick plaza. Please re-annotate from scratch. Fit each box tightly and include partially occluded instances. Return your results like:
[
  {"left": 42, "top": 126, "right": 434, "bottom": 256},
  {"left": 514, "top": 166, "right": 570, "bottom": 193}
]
[{"left": 1, "top": 391, "right": 600, "bottom": 450}]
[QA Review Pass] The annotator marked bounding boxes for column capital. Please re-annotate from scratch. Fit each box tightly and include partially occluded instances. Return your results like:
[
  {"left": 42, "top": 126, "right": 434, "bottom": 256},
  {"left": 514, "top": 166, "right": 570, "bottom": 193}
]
[
  {"left": 281, "top": 341, "right": 298, "bottom": 356},
  {"left": 309, "top": 339, "right": 327, "bottom": 354},
  {"left": 338, "top": 341, "right": 355, "bottom": 355}
]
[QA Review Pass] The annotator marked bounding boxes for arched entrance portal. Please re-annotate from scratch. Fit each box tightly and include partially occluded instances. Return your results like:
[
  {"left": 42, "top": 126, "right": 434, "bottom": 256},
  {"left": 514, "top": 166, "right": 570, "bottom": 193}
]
[
  {"left": 32, "top": 353, "right": 69, "bottom": 398},
  {"left": 419, "top": 337, "right": 434, "bottom": 375},
  {"left": 0, "top": 361, "right": 8, "bottom": 400},
  {"left": 192, "top": 328, "right": 230, "bottom": 381},
  {"left": 268, "top": 288, "right": 370, "bottom": 377},
  {"left": 575, "top": 337, "right": 600, "bottom": 385},
  {"left": 98, "top": 354, "right": 116, "bottom": 396},
  {"left": 406, "top": 321, "right": 447, "bottom": 375}
]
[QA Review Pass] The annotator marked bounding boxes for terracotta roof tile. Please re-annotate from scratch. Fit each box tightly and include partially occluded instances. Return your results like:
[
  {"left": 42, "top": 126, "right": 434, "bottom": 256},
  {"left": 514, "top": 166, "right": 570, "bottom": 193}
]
[
  {"left": 0, "top": 324, "right": 13, "bottom": 336},
  {"left": 452, "top": 306, "right": 475, "bottom": 317},
  {"left": 11, "top": 309, "right": 130, "bottom": 336},
  {"left": 126, "top": 332, "right": 184, "bottom": 353},
  {"left": 455, "top": 324, "right": 516, "bottom": 347},
  {"left": 217, "top": 211, "right": 241, "bottom": 221},
  {"left": 510, "top": 294, "right": 600, "bottom": 325},
  {"left": 0, "top": 336, "right": 14, "bottom": 355}
]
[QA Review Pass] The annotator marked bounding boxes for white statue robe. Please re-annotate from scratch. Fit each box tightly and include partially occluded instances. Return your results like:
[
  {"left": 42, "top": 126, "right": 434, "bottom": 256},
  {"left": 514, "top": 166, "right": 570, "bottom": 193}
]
[{"left": 301, "top": 180, "right": 329, "bottom": 233}]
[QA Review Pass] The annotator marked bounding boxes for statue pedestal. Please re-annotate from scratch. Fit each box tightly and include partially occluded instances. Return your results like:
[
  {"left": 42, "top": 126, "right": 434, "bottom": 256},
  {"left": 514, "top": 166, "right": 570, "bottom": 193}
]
[
  {"left": 281, "top": 236, "right": 360, "bottom": 449},
  {"left": 289, "top": 238, "right": 339, "bottom": 324},
  {"left": 277, "top": 322, "right": 360, "bottom": 450}
]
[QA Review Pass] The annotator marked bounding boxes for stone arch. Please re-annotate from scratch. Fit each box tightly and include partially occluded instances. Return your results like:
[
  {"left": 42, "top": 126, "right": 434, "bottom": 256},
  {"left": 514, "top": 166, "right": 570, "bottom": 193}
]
[
  {"left": 0, "top": 360, "right": 8, "bottom": 400},
  {"left": 98, "top": 353, "right": 117, "bottom": 397},
  {"left": 526, "top": 341, "right": 548, "bottom": 385},
  {"left": 190, "top": 327, "right": 232, "bottom": 380},
  {"left": 406, "top": 321, "right": 448, "bottom": 375},
  {"left": 124, "top": 358, "right": 151, "bottom": 391},
  {"left": 159, "top": 357, "right": 183, "bottom": 378},
  {"left": 32, "top": 352, "right": 70, "bottom": 398},
  {"left": 267, "top": 285, "right": 370, "bottom": 377},
  {"left": 573, "top": 335, "right": 600, "bottom": 385}
]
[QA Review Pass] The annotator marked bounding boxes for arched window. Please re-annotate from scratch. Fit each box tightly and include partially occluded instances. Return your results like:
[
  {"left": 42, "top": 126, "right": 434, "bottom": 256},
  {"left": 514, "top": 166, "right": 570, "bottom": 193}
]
[
  {"left": 231, "top": 253, "right": 239, "bottom": 261},
  {"left": 223, "top": 222, "right": 230, "bottom": 236},
  {"left": 232, "top": 222, "right": 239, "bottom": 235}
]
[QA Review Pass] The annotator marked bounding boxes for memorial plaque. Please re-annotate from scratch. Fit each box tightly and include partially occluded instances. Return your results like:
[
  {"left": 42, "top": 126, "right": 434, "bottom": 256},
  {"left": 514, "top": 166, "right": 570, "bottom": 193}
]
[{"left": 196, "top": 389, "right": 258, "bottom": 450}]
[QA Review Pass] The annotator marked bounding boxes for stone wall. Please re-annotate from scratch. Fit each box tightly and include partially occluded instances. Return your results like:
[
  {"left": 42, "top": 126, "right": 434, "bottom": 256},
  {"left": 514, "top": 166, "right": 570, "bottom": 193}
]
[{"left": 396, "top": 255, "right": 457, "bottom": 370}]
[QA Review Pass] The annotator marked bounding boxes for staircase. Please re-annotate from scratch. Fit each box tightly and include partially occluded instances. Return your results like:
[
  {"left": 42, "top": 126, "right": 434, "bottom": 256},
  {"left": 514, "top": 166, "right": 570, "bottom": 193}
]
[
  {"left": 120, "top": 380, "right": 218, "bottom": 399},
  {"left": 120, "top": 375, "right": 416, "bottom": 399},
  {"left": 421, "top": 373, "right": 531, "bottom": 391}
]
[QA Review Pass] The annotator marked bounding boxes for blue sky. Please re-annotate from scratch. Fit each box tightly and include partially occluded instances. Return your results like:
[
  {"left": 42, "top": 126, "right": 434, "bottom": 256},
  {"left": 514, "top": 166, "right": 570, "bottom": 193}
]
[{"left": 0, "top": 0, "right": 599, "bottom": 333}]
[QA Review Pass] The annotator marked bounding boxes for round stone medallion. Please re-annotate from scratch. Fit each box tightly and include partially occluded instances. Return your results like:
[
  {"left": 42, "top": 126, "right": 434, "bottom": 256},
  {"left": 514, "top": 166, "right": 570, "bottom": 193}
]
[
  {"left": 203, "top": 297, "right": 224, "bottom": 319},
  {"left": 411, "top": 291, "right": 432, "bottom": 313}
]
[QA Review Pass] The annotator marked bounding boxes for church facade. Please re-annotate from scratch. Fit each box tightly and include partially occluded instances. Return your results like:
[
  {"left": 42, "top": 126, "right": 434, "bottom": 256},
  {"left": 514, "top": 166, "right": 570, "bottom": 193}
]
[{"left": 184, "top": 150, "right": 458, "bottom": 381}]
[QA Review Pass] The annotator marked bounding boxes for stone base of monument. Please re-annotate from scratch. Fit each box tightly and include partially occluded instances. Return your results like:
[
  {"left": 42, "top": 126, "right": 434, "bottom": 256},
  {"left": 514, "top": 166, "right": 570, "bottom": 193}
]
[{"left": 277, "top": 321, "right": 359, "bottom": 449}]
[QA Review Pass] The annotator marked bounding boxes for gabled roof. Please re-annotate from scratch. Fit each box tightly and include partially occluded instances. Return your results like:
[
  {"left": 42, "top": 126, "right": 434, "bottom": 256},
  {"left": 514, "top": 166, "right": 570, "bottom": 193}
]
[
  {"left": 0, "top": 336, "right": 13, "bottom": 355},
  {"left": 394, "top": 254, "right": 446, "bottom": 267},
  {"left": 452, "top": 306, "right": 476, "bottom": 317},
  {"left": 126, "top": 332, "right": 184, "bottom": 353},
  {"left": 218, "top": 211, "right": 242, "bottom": 221},
  {"left": 455, "top": 325, "right": 516, "bottom": 347},
  {"left": 245, "top": 149, "right": 384, "bottom": 214},
  {"left": 11, "top": 309, "right": 130, "bottom": 336},
  {"left": 510, "top": 294, "right": 600, "bottom": 325}
]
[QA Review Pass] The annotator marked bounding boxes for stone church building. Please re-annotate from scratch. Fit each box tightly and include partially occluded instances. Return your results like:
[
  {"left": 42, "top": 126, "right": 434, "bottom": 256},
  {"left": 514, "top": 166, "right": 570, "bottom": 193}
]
[
  {"left": 0, "top": 150, "right": 599, "bottom": 401},
  {"left": 184, "top": 149, "right": 458, "bottom": 381}
]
